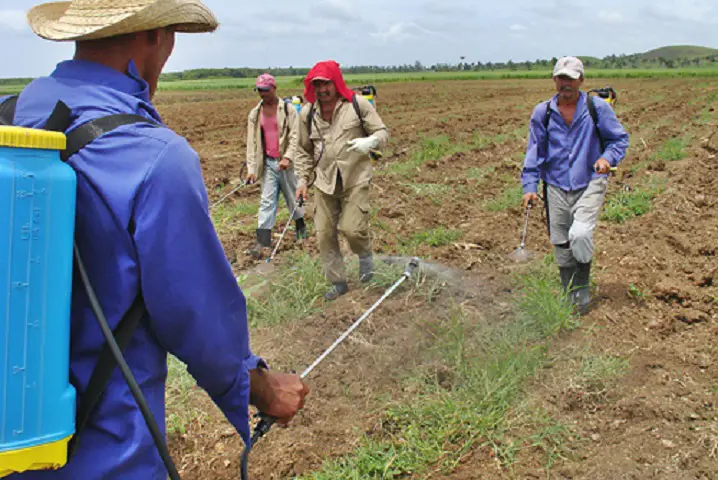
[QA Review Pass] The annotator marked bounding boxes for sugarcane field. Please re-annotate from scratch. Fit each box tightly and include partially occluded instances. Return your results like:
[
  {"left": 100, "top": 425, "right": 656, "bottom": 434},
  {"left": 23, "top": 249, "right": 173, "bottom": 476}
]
[{"left": 1, "top": 2, "right": 718, "bottom": 479}]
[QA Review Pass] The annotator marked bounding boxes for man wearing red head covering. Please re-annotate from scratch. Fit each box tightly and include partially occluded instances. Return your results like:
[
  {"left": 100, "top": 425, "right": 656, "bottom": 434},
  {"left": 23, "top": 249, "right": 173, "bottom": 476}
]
[{"left": 295, "top": 60, "right": 389, "bottom": 300}]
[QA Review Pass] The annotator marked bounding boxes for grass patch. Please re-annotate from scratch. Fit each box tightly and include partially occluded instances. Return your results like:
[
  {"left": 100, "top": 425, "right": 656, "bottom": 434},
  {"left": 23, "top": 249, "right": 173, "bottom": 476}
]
[
  {"left": 166, "top": 355, "right": 208, "bottom": 436},
  {"left": 301, "top": 256, "right": 578, "bottom": 479},
  {"left": 467, "top": 166, "right": 495, "bottom": 181},
  {"left": 601, "top": 179, "right": 665, "bottom": 223},
  {"left": 400, "top": 182, "right": 452, "bottom": 197},
  {"left": 577, "top": 353, "right": 630, "bottom": 395},
  {"left": 359, "top": 259, "right": 445, "bottom": 304},
  {"left": 399, "top": 227, "right": 464, "bottom": 252},
  {"left": 242, "top": 252, "right": 327, "bottom": 327},
  {"left": 386, "top": 135, "right": 465, "bottom": 176},
  {"left": 655, "top": 136, "right": 691, "bottom": 162},
  {"left": 211, "top": 199, "right": 258, "bottom": 228},
  {"left": 485, "top": 185, "right": 524, "bottom": 212}
]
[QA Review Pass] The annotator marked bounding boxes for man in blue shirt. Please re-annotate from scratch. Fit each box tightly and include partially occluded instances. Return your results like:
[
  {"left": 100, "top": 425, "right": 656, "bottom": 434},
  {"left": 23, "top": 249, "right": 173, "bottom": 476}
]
[
  {"left": 521, "top": 56, "right": 629, "bottom": 313},
  {"left": 6, "top": 1, "right": 309, "bottom": 478}
]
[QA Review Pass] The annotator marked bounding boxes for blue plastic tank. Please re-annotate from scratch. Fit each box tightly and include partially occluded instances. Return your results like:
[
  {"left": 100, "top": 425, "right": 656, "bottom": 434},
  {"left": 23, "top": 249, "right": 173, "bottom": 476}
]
[{"left": 0, "top": 126, "right": 76, "bottom": 476}]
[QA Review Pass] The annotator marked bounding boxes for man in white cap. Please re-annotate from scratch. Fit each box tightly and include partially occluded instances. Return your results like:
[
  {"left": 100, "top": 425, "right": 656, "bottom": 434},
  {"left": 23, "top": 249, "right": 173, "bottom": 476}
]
[
  {"left": 520, "top": 56, "right": 629, "bottom": 314},
  {"left": 1, "top": 1, "right": 309, "bottom": 478},
  {"left": 245, "top": 73, "right": 306, "bottom": 257}
]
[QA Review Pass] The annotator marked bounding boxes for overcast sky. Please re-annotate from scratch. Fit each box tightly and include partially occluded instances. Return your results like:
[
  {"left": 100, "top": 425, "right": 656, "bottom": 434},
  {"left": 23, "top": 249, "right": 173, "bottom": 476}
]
[{"left": 1, "top": 0, "right": 716, "bottom": 78}]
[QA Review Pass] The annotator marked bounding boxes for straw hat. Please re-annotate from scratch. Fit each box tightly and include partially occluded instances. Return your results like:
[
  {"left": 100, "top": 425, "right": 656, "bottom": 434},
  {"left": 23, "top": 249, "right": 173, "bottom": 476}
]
[{"left": 27, "top": 0, "right": 219, "bottom": 42}]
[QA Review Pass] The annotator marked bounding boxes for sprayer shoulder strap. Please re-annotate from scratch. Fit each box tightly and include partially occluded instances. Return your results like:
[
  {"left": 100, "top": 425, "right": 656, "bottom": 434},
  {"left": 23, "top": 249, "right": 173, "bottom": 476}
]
[
  {"left": 542, "top": 96, "right": 604, "bottom": 152},
  {"left": 306, "top": 95, "right": 369, "bottom": 138},
  {"left": 68, "top": 292, "right": 146, "bottom": 456},
  {"left": 585, "top": 95, "right": 605, "bottom": 152},
  {"left": 40, "top": 102, "right": 162, "bottom": 457},
  {"left": 66, "top": 113, "right": 160, "bottom": 456},
  {"left": 0, "top": 95, "right": 18, "bottom": 125},
  {"left": 351, "top": 94, "right": 369, "bottom": 137}
]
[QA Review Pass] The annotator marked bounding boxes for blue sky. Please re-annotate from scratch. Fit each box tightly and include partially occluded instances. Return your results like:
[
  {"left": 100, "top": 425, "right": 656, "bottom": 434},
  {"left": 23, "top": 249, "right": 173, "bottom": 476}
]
[{"left": 1, "top": 0, "right": 716, "bottom": 78}]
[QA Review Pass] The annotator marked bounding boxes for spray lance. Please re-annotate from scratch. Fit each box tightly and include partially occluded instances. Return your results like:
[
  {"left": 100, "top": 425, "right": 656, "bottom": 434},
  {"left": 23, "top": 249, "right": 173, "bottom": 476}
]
[
  {"left": 266, "top": 192, "right": 304, "bottom": 264},
  {"left": 239, "top": 257, "right": 421, "bottom": 480}
]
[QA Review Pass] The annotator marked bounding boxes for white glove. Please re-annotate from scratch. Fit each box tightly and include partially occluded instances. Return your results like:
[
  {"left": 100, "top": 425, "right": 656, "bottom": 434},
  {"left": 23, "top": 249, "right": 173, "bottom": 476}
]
[{"left": 346, "top": 135, "right": 379, "bottom": 155}]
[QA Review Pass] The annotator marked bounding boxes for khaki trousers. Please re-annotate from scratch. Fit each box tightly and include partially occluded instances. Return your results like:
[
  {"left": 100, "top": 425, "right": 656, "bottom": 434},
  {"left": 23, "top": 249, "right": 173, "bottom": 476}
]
[{"left": 315, "top": 180, "right": 372, "bottom": 283}]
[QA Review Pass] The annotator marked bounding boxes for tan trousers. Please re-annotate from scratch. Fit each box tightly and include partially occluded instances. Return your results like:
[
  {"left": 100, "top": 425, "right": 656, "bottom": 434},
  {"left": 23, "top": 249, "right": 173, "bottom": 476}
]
[{"left": 315, "top": 180, "right": 372, "bottom": 283}]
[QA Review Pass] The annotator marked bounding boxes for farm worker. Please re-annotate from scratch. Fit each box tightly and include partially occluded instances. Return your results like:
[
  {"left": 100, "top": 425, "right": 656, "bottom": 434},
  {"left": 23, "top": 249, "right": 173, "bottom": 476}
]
[
  {"left": 520, "top": 56, "right": 629, "bottom": 314},
  {"left": 245, "top": 73, "right": 307, "bottom": 257},
  {"left": 294, "top": 60, "right": 389, "bottom": 300},
  {"left": 5, "top": 0, "right": 309, "bottom": 478}
]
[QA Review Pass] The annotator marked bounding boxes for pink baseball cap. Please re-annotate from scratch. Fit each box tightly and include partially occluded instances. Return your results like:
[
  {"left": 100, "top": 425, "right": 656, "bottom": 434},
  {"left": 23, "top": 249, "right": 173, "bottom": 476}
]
[{"left": 255, "top": 73, "right": 276, "bottom": 90}]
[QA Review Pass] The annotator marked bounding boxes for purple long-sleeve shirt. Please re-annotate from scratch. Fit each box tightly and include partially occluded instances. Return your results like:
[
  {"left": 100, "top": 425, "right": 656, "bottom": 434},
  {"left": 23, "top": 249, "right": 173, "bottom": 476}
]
[
  {"left": 521, "top": 91, "right": 629, "bottom": 194},
  {"left": 5, "top": 59, "right": 262, "bottom": 479}
]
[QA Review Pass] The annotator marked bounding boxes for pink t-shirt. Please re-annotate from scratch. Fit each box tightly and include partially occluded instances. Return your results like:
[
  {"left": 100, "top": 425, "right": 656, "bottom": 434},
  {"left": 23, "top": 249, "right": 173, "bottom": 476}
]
[{"left": 260, "top": 109, "right": 281, "bottom": 158}]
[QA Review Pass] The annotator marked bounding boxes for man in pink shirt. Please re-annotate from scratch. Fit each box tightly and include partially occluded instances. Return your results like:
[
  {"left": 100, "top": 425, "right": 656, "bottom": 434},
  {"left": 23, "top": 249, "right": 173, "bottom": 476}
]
[{"left": 246, "top": 73, "right": 305, "bottom": 256}]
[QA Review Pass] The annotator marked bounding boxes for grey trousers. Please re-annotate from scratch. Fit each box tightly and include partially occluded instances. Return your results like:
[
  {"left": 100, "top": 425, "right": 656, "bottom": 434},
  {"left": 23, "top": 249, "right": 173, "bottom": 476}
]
[
  {"left": 258, "top": 157, "right": 304, "bottom": 230},
  {"left": 547, "top": 177, "right": 608, "bottom": 268}
]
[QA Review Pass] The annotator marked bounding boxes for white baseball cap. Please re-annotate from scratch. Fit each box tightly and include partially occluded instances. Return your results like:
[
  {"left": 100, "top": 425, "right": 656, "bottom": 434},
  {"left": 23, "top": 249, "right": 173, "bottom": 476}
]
[{"left": 552, "top": 56, "right": 584, "bottom": 79}]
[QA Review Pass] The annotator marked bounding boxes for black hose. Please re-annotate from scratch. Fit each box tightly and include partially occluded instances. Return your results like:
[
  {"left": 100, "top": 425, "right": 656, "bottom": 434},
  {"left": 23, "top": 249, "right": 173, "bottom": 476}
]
[
  {"left": 240, "top": 414, "right": 276, "bottom": 480},
  {"left": 73, "top": 243, "right": 181, "bottom": 480}
]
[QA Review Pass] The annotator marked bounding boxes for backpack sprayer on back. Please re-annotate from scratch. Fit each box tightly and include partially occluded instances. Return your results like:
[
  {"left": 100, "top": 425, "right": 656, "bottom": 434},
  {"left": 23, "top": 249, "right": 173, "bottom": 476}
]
[
  {"left": 588, "top": 86, "right": 617, "bottom": 107},
  {"left": 352, "top": 85, "right": 377, "bottom": 108},
  {"left": 0, "top": 98, "right": 181, "bottom": 479}
]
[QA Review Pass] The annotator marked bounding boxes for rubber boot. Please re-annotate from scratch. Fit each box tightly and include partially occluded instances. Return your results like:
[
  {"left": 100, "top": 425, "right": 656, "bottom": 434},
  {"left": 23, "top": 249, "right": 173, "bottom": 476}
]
[
  {"left": 295, "top": 217, "right": 307, "bottom": 240},
  {"left": 359, "top": 254, "right": 374, "bottom": 283},
  {"left": 249, "top": 228, "right": 272, "bottom": 258},
  {"left": 573, "top": 262, "right": 592, "bottom": 315},
  {"left": 559, "top": 266, "right": 577, "bottom": 295},
  {"left": 324, "top": 282, "right": 349, "bottom": 301}
]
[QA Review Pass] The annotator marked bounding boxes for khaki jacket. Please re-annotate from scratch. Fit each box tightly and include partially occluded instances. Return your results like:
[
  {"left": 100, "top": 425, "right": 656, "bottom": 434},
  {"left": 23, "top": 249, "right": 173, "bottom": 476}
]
[
  {"left": 246, "top": 97, "right": 299, "bottom": 180},
  {"left": 295, "top": 95, "right": 389, "bottom": 195}
]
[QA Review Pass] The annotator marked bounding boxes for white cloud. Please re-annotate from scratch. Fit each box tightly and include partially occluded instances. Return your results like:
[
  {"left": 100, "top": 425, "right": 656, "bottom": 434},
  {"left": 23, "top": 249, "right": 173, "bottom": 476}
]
[
  {"left": 510, "top": 24, "right": 528, "bottom": 31},
  {"left": 0, "top": 9, "right": 27, "bottom": 33},
  {"left": 598, "top": 11, "right": 625, "bottom": 24},
  {"left": 311, "top": 0, "right": 361, "bottom": 23},
  {"left": 371, "top": 22, "right": 438, "bottom": 43}
]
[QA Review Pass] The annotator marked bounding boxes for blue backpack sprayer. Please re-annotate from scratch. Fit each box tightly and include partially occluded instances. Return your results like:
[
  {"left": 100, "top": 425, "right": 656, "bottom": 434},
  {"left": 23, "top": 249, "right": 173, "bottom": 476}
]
[{"left": 0, "top": 96, "right": 179, "bottom": 479}]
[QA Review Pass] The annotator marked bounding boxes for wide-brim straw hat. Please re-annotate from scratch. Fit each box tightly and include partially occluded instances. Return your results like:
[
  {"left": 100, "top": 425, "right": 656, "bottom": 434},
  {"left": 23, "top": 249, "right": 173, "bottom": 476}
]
[{"left": 27, "top": 0, "right": 219, "bottom": 42}]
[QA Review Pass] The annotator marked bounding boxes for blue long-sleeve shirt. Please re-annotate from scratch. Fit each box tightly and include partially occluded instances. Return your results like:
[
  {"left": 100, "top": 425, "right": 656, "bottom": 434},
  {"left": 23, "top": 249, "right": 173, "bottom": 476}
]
[
  {"left": 5, "top": 59, "right": 263, "bottom": 479},
  {"left": 521, "top": 91, "right": 629, "bottom": 194}
]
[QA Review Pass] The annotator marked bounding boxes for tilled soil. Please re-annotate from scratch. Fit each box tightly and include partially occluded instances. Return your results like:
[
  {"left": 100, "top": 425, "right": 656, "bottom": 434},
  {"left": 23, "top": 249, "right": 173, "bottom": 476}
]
[{"left": 159, "top": 77, "right": 717, "bottom": 479}]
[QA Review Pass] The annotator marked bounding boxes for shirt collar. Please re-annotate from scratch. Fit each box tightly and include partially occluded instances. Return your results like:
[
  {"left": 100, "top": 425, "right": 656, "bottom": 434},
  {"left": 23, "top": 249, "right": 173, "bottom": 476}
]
[
  {"left": 51, "top": 59, "right": 151, "bottom": 103},
  {"left": 549, "top": 90, "right": 587, "bottom": 113}
]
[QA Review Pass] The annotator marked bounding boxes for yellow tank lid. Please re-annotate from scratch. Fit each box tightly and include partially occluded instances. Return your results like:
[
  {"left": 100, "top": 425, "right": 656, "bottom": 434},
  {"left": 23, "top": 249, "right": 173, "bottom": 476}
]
[{"left": 0, "top": 126, "right": 66, "bottom": 151}]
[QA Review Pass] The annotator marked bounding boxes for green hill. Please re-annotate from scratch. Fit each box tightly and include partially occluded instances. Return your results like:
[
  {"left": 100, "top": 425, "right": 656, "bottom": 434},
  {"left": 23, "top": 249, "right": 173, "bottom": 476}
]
[{"left": 640, "top": 45, "right": 718, "bottom": 61}]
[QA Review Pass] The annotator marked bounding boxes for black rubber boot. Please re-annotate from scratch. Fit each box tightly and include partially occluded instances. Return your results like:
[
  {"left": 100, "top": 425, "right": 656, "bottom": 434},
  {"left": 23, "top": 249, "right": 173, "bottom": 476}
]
[
  {"left": 295, "top": 218, "right": 307, "bottom": 240},
  {"left": 573, "top": 262, "right": 592, "bottom": 315},
  {"left": 559, "top": 266, "right": 577, "bottom": 295},
  {"left": 324, "top": 282, "right": 349, "bottom": 301},
  {"left": 249, "top": 229, "right": 272, "bottom": 257}
]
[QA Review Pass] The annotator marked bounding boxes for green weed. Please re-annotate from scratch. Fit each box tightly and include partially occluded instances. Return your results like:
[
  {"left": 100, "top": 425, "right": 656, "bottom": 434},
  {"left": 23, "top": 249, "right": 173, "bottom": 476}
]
[
  {"left": 166, "top": 355, "right": 208, "bottom": 436},
  {"left": 302, "top": 256, "right": 578, "bottom": 479},
  {"left": 485, "top": 185, "right": 524, "bottom": 212},
  {"left": 403, "top": 227, "right": 464, "bottom": 249},
  {"left": 656, "top": 136, "right": 691, "bottom": 162},
  {"left": 387, "top": 135, "right": 464, "bottom": 176},
  {"left": 467, "top": 166, "right": 496, "bottom": 181},
  {"left": 211, "top": 199, "right": 258, "bottom": 228},
  {"left": 601, "top": 179, "right": 665, "bottom": 223},
  {"left": 627, "top": 283, "right": 646, "bottom": 300},
  {"left": 578, "top": 354, "right": 630, "bottom": 394},
  {"left": 245, "top": 252, "right": 327, "bottom": 327}
]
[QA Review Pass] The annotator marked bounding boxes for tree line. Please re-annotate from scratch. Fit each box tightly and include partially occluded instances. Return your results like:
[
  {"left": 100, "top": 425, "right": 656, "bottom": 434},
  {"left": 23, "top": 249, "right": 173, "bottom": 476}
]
[{"left": 159, "top": 53, "right": 718, "bottom": 81}]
